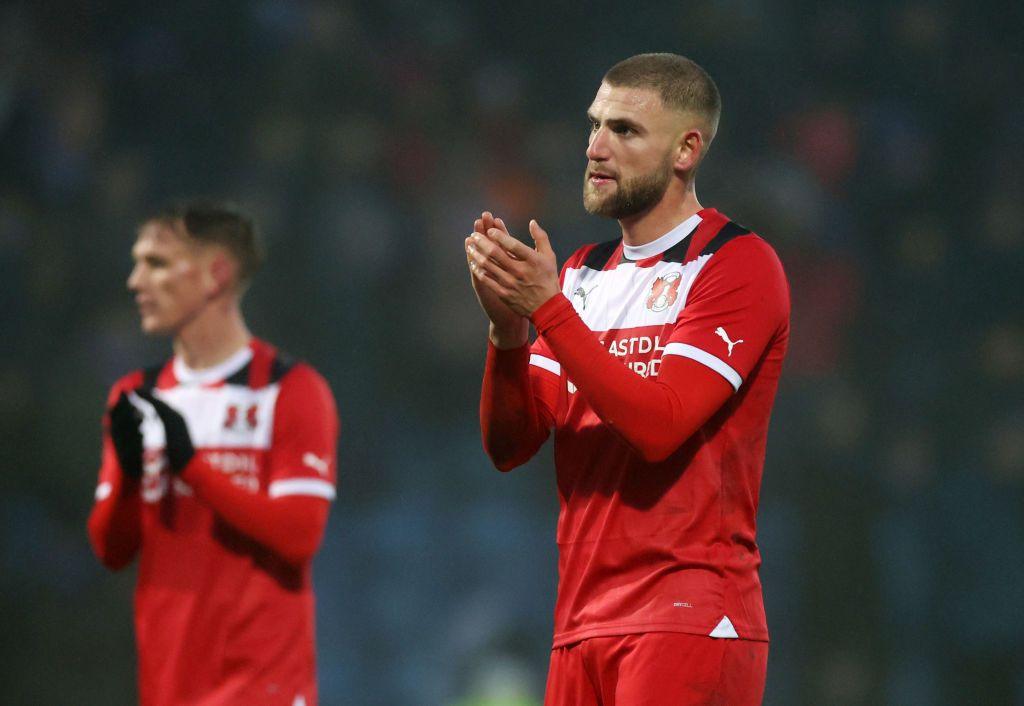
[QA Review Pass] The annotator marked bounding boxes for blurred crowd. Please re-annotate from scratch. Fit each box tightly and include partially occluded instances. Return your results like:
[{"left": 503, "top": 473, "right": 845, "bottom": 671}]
[{"left": 1, "top": 1, "right": 1021, "bottom": 704}]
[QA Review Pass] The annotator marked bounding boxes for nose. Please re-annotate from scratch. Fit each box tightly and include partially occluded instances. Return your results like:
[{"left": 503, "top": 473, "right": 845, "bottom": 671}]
[
  {"left": 127, "top": 263, "right": 141, "bottom": 292},
  {"left": 586, "top": 126, "right": 610, "bottom": 162}
]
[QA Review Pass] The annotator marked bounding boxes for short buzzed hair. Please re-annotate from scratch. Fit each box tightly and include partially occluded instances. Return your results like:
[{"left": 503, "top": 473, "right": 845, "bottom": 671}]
[
  {"left": 145, "top": 199, "right": 264, "bottom": 285},
  {"left": 604, "top": 53, "right": 722, "bottom": 144}
]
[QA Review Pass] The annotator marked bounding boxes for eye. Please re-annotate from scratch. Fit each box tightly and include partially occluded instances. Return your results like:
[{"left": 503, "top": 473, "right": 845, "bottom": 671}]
[{"left": 612, "top": 124, "right": 633, "bottom": 135}]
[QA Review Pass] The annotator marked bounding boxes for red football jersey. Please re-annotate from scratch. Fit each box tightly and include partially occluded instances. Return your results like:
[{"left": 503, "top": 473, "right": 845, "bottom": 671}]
[
  {"left": 91, "top": 339, "right": 338, "bottom": 706},
  {"left": 528, "top": 209, "right": 790, "bottom": 647}
]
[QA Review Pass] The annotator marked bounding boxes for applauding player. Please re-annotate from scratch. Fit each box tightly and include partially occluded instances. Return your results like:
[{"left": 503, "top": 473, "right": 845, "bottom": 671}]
[
  {"left": 88, "top": 201, "right": 339, "bottom": 706},
  {"left": 466, "top": 54, "right": 790, "bottom": 705}
]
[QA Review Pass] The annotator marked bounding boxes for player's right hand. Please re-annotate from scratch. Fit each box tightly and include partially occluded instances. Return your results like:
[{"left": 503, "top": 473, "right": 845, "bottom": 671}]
[
  {"left": 108, "top": 392, "right": 144, "bottom": 480},
  {"left": 466, "top": 211, "right": 529, "bottom": 349},
  {"left": 136, "top": 390, "right": 195, "bottom": 474}
]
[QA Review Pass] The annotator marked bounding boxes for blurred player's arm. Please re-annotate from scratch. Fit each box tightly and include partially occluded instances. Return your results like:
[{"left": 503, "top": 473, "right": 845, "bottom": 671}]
[
  {"left": 87, "top": 455, "right": 142, "bottom": 570},
  {"left": 142, "top": 366, "right": 339, "bottom": 567},
  {"left": 88, "top": 386, "right": 144, "bottom": 570},
  {"left": 180, "top": 468, "right": 330, "bottom": 566}
]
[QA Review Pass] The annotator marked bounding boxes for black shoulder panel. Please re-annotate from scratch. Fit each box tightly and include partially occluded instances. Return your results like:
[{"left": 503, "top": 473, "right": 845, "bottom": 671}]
[
  {"left": 581, "top": 239, "right": 620, "bottom": 270},
  {"left": 140, "top": 363, "right": 164, "bottom": 392},
  {"left": 269, "top": 353, "right": 296, "bottom": 384},
  {"left": 699, "top": 221, "right": 751, "bottom": 257},
  {"left": 224, "top": 364, "right": 251, "bottom": 387},
  {"left": 661, "top": 236, "right": 693, "bottom": 263}
]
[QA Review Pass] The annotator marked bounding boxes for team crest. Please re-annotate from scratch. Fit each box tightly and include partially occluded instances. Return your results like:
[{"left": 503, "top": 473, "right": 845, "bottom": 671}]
[
  {"left": 224, "top": 404, "right": 259, "bottom": 430},
  {"left": 646, "top": 272, "right": 681, "bottom": 312}
]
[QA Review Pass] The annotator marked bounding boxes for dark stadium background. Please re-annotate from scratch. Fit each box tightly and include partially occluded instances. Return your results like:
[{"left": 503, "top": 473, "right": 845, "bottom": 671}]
[{"left": 2, "top": 2, "right": 1022, "bottom": 704}]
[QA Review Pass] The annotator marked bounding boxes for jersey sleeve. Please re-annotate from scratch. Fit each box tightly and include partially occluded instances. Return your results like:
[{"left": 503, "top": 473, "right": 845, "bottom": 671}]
[
  {"left": 527, "top": 246, "right": 592, "bottom": 421},
  {"left": 529, "top": 335, "right": 560, "bottom": 377},
  {"left": 526, "top": 249, "right": 583, "bottom": 410},
  {"left": 88, "top": 371, "right": 145, "bottom": 570},
  {"left": 478, "top": 251, "right": 578, "bottom": 471},
  {"left": 528, "top": 335, "right": 562, "bottom": 420},
  {"left": 95, "top": 372, "right": 144, "bottom": 490},
  {"left": 665, "top": 237, "right": 790, "bottom": 392},
  {"left": 265, "top": 364, "right": 340, "bottom": 501}
]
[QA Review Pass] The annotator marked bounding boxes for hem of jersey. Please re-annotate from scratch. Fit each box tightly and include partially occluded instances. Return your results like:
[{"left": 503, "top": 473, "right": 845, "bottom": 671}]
[{"left": 552, "top": 621, "right": 769, "bottom": 649}]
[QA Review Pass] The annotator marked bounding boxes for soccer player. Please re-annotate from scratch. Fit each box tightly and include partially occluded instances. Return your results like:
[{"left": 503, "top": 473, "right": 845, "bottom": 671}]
[
  {"left": 465, "top": 54, "right": 790, "bottom": 705},
  {"left": 87, "top": 201, "right": 339, "bottom": 706}
]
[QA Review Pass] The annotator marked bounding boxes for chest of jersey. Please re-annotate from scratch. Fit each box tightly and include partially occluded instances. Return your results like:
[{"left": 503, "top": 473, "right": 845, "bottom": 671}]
[
  {"left": 559, "top": 256, "right": 712, "bottom": 387},
  {"left": 562, "top": 255, "right": 710, "bottom": 337},
  {"left": 136, "top": 383, "right": 281, "bottom": 502}
]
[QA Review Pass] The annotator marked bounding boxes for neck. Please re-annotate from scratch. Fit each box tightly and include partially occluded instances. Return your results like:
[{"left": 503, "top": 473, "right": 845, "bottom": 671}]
[
  {"left": 172, "top": 297, "right": 252, "bottom": 370},
  {"left": 618, "top": 180, "right": 702, "bottom": 247}
]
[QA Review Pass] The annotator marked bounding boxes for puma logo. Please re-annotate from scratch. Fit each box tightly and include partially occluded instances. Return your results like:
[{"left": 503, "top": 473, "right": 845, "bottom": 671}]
[
  {"left": 714, "top": 327, "right": 744, "bottom": 357},
  {"left": 572, "top": 284, "right": 598, "bottom": 310},
  {"left": 302, "top": 452, "right": 330, "bottom": 476}
]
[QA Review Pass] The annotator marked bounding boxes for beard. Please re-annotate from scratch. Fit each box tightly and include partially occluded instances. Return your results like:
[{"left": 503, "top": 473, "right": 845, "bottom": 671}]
[{"left": 583, "top": 155, "right": 674, "bottom": 219}]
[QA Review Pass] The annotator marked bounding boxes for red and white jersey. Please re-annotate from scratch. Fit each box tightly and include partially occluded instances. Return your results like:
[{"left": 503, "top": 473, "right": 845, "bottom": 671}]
[
  {"left": 93, "top": 339, "right": 338, "bottom": 706},
  {"left": 531, "top": 208, "right": 790, "bottom": 647}
]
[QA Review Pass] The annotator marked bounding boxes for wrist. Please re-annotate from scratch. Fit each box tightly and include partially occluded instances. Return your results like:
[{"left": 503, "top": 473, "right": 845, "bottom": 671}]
[
  {"left": 526, "top": 286, "right": 562, "bottom": 317},
  {"left": 529, "top": 293, "right": 574, "bottom": 334},
  {"left": 488, "top": 320, "right": 529, "bottom": 350},
  {"left": 177, "top": 452, "right": 206, "bottom": 483}
]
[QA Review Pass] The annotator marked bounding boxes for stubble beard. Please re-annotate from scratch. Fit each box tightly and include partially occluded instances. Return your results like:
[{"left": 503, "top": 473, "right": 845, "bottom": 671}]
[{"left": 583, "top": 155, "right": 674, "bottom": 219}]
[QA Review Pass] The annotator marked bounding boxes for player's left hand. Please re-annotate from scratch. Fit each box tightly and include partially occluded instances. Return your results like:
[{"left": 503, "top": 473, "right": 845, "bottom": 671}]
[
  {"left": 466, "top": 219, "right": 560, "bottom": 316},
  {"left": 136, "top": 390, "right": 195, "bottom": 474},
  {"left": 107, "top": 392, "right": 145, "bottom": 480}
]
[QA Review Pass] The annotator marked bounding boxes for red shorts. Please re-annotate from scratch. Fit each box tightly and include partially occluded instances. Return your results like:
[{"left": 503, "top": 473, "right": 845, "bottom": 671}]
[{"left": 544, "top": 632, "right": 768, "bottom": 706}]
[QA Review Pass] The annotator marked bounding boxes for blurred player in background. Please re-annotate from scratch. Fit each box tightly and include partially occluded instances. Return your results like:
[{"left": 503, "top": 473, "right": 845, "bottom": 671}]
[
  {"left": 87, "top": 200, "right": 339, "bottom": 706},
  {"left": 466, "top": 53, "right": 790, "bottom": 705}
]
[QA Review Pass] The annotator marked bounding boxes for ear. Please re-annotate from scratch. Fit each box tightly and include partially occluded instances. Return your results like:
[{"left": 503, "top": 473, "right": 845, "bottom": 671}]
[
  {"left": 673, "top": 128, "right": 706, "bottom": 173},
  {"left": 206, "top": 250, "right": 237, "bottom": 299}
]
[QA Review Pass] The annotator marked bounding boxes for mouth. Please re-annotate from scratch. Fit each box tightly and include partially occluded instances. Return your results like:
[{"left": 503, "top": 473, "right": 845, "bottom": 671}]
[{"left": 588, "top": 171, "right": 617, "bottom": 186}]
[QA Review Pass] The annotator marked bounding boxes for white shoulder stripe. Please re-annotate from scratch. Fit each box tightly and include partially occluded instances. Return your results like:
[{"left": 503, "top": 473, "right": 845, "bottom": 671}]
[
  {"left": 95, "top": 482, "right": 112, "bottom": 501},
  {"left": 529, "top": 354, "right": 561, "bottom": 376},
  {"left": 663, "top": 343, "right": 742, "bottom": 391},
  {"left": 268, "top": 478, "right": 336, "bottom": 500}
]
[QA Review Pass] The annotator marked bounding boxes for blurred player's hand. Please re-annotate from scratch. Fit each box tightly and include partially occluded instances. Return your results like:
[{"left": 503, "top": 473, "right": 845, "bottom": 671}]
[
  {"left": 136, "top": 390, "right": 195, "bottom": 474},
  {"left": 466, "top": 211, "right": 529, "bottom": 349},
  {"left": 467, "top": 217, "right": 560, "bottom": 318},
  {"left": 108, "top": 392, "right": 145, "bottom": 479}
]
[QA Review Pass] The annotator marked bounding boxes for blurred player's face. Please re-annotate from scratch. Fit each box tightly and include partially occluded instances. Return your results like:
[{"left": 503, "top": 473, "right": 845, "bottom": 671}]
[
  {"left": 127, "top": 222, "right": 215, "bottom": 336},
  {"left": 583, "top": 82, "right": 682, "bottom": 219}
]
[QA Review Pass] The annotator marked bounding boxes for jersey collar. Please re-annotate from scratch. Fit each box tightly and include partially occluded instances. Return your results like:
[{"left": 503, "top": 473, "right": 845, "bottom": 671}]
[
  {"left": 173, "top": 344, "right": 254, "bottom": 386},
  {"left": 621, "top": 212, "right": 703, "bottom": 261}
]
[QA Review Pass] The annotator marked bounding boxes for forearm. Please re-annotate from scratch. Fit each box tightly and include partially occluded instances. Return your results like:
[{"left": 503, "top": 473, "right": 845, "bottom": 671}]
[
  {"left": 87, "top": 476, "right": 141, "bottom": 570},
  {"left": 480, "top": 342, "right": 552, "bottom": 470},
  {"left": 181, "top": 460, "right": 329, "bottom": 566},
  {"left": 531, "top": 295, "right": 730, "bottom": 462}
]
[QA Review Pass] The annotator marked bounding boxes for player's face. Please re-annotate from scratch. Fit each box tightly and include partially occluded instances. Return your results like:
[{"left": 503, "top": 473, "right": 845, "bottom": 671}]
[
  {"left": 127, "top": 222, "right": 212, "bottom": 336},
  {"left": 583, "top": 82, "right": 680, "bottom": 219}
]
